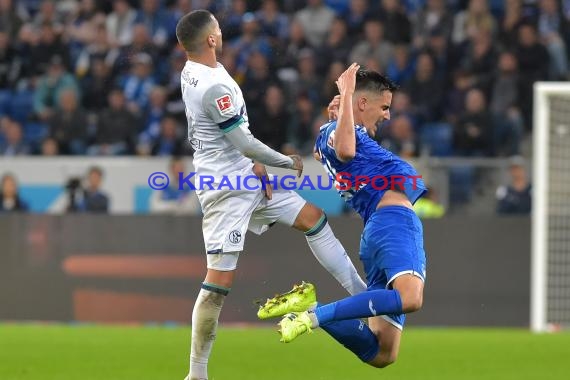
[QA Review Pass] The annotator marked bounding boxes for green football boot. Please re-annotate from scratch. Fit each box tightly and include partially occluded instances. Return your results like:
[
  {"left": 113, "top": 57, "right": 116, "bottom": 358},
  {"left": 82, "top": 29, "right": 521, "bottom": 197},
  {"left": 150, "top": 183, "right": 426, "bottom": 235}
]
[{"left": 257, "top": 281, "right": 317, "bottom": 320}]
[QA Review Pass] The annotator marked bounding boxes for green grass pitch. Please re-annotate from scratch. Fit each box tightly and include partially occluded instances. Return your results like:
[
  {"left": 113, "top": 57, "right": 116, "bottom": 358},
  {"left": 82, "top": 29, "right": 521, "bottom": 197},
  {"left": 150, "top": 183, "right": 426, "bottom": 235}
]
[{"left": 1, "top": 324, "right": 569, "bottom": 380}]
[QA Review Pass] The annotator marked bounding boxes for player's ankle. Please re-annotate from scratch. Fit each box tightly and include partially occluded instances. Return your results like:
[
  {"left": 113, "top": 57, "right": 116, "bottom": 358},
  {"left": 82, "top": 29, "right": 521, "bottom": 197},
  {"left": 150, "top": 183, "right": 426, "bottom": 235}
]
[{"left": 307, "top": 310, "right": 319, "bottom": 328}]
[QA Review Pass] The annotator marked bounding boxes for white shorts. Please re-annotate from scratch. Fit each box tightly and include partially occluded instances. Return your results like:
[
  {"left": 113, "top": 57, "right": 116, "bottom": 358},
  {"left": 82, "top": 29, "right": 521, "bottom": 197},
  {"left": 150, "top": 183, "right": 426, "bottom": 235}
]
[{"left": 197, "top": 175, "right": 307, "bottom": 271}]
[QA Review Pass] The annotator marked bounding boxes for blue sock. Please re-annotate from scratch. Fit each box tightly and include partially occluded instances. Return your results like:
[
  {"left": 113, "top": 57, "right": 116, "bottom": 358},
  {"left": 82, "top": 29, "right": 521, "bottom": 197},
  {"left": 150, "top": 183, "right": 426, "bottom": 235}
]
[
  {"left": 320, "top": 319, "right": 379, "bottom": 362},
  {"left": 315, "top": 289, "right": 402, "bottom": 324}
]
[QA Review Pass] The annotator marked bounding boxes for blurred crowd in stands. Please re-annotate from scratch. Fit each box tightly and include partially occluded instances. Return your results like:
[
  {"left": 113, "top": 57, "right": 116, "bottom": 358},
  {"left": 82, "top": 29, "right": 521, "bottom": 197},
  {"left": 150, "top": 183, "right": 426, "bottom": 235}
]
[{"left": 0, "top": 0, "right": 568, "bottom": 160}]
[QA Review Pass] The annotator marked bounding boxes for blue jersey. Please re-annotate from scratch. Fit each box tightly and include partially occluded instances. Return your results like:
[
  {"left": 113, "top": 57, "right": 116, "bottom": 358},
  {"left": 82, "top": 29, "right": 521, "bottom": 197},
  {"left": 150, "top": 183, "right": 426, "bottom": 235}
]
[{"left": 315, "top": 121, "right": 427, "bottom": 223}]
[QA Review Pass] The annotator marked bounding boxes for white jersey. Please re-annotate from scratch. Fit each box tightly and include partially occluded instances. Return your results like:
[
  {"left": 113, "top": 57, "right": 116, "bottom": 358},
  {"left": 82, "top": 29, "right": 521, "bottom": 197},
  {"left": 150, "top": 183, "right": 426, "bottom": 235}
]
[
  {"left": 179, "top": 62, "right": 307, "bottom": 262},
  {"left": 180, "top": 60, "right": 253, "bottom": 180}
]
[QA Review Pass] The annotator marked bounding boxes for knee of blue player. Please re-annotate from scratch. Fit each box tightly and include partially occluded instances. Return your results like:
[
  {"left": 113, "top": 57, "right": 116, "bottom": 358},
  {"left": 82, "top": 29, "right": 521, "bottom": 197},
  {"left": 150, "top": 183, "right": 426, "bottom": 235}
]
[
  {"left": 401, "top": 291, "right": 423, "bottom": 313},
  {"left": 377, "top": 356, "right": 397, "bottom": 369},
  {"left": 368, "top": 350, "right": 398, "bottom": 369},
  {"left": 393, "top": 276, "right": 424, "bottom": 313}
]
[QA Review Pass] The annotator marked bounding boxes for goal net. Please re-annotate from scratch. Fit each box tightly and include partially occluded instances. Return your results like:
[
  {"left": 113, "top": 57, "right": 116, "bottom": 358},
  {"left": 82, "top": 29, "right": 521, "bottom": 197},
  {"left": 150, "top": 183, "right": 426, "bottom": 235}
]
[{"left": 531, "top": 82, "right": 570, "bottom": 332}]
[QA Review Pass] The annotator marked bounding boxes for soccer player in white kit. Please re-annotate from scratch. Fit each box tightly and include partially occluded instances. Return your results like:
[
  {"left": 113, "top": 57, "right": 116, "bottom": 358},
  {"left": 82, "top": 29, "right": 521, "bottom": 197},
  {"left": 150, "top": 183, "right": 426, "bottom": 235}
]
[{"left": 176, "top": 10, "right": 366, "bottom": 380}]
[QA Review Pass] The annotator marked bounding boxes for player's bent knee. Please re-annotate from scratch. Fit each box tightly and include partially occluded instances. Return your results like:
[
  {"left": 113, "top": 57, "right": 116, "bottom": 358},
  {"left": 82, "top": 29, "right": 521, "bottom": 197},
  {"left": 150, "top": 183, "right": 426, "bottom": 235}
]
[
  {"left": 401, "top": 292, "right": 423, "bottom": 313},
  {"left": 204, "top": 268, "right": 236, "bottom": 289},
  {"left": 368, "top": 352, "right": 398, "bottom": 368},
  {"left": 393, "top": 275, "right": 424, "bottom": 313},
  {"left": 374, "top": 358, "right": 396, "bottom": 369},
  {"left": 293, "top": 203, "right": 324, "bottom": 231}
]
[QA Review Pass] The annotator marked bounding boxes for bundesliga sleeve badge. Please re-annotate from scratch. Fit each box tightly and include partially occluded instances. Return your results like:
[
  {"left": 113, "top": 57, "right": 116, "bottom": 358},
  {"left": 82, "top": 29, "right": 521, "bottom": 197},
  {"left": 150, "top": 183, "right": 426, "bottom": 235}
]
[{"left": 215, "top": 94, "right": 234, "bottom": 116}]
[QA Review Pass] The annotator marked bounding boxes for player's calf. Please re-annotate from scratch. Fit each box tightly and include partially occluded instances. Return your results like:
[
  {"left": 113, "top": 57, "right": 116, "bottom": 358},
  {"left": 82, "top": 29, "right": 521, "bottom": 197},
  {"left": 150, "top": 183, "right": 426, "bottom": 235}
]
[
  {"left": 367, "top": 316, "right": 401, "bottom": 369},
  {"left": 189, "top": 280, "right": 229, "bottom": 380},
  {"left": 293, "top": 203, "right": 367, "bottom": 296},
  {"left": 188, "top": 264, "right": 236, "bottom": 380}
]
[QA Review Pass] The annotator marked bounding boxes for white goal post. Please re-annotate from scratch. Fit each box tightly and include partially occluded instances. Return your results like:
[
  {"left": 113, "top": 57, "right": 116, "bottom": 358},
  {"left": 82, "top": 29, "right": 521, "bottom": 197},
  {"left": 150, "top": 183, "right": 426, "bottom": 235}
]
[{"left": 531, "top": 82, "right": 570, "bottom": 332}]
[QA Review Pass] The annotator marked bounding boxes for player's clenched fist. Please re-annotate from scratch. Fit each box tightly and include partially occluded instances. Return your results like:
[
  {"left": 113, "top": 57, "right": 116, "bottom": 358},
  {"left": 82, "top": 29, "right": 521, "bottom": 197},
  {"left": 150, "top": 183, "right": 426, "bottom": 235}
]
[
  {"left": 336, "top": 63, "right": 360, "bottom": 96},
  {"left": 288, "top": 155, "right": 303, "bottom": 177}
]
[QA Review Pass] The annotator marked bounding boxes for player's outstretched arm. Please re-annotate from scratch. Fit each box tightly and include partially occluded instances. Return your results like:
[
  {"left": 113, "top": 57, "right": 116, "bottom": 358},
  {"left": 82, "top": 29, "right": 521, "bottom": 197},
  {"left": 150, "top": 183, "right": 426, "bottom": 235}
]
[
  {"left": 202, "top": 84, "right": 302, "bottom": 176},
  {"left": 224, "top": 127, "right": 302, "bottom": 176},
  {"left": 334, "top": 63, "right": 359, "bottom": 162}
]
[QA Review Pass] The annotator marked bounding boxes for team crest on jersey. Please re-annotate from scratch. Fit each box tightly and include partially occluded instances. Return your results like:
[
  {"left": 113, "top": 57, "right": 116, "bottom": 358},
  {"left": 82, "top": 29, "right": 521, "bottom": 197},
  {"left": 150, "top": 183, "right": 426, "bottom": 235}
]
[
  {"left": 327, "top": 130, "right": 336, "bottom": 149},
  {"left": 215, "top": 94, "right": 233, "bottom": 115},
  {"left": 228, "top": 230, "right": 242, "bottom": 244}
]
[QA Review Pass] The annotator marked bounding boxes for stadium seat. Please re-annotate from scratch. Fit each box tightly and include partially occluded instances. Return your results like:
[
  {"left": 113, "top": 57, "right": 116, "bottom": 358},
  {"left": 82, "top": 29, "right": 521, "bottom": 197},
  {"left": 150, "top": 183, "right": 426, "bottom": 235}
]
[
  {"left": 420, "top": 123, "right": 453, "bottom": 157},
  {"left": 449, "top": 166, "right": 474, "bottom": 204},
  {"left": 488, "top": 0, "right": 505, "bottom": 17},
  {"left": 8, "top": 90, "right": 35, "bottom": 124},
  {"left": 0, "top": 89, "right": 11, "bottom": 116},
  {"left": 23, "top": 122, "right": 48, "bottom": 145}
]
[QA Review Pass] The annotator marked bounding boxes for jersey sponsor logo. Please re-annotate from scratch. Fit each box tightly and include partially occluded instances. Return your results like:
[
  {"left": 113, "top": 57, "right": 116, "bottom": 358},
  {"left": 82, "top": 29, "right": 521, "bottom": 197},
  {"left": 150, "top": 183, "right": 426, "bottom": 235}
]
[
  {"left": 228, "top": 230, "right": 242, "bottom": 244},
  {"left": 215, "top": 94, "right": 233, "bottom": 115}
]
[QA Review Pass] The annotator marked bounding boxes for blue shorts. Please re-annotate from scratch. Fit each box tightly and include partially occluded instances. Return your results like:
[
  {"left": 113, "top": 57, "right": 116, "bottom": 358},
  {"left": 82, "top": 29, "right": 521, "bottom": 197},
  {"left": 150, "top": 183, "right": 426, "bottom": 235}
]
[{"left": 359, "top": 205, "right": 427, "bottom": 330}]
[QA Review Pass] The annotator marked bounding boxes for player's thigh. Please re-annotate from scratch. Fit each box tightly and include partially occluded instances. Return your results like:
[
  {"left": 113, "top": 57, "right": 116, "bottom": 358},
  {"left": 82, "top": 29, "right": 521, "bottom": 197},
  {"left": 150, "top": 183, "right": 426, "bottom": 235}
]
[
  {"left": 367, "top": 316, "right": 402, "bottom": 368},
  {"left": 364, "top": 206, "right": 427, "bottom": 289},
  {"left": 249, "top": 187, "right": 307, "bottom": 233},
  {"left": 201, "top": 189, "right": 262, "bottom": 265}
]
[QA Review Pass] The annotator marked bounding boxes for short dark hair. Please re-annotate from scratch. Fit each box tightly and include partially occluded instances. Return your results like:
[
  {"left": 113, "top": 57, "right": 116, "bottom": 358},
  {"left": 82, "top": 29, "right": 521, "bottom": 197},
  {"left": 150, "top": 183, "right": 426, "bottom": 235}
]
[
  {"left": 355, "top": 69, "right": 398, "bottom": 94},
  {"left": 176, "top": 10, "right": 215, "bottom": 53}
]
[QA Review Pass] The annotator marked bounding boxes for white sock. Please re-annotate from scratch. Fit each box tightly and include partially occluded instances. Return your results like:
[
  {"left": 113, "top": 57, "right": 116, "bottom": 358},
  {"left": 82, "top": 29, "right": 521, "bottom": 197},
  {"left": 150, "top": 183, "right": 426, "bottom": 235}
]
[
  {"left": 188, "top": 284, "right": 227, "bottom": 380},
  {"left": 305, "top": 217, "right": 367, "bottom": 296},
  {"left": 307, "top": 310, "right": 320, "bottom": 328}
]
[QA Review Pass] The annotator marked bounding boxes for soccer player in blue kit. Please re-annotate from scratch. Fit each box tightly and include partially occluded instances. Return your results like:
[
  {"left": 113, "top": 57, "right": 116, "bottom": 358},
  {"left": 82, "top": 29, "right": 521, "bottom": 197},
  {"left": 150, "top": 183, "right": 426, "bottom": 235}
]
[{"left": 257, "top": 63, "right": 427, "bottom": 368}]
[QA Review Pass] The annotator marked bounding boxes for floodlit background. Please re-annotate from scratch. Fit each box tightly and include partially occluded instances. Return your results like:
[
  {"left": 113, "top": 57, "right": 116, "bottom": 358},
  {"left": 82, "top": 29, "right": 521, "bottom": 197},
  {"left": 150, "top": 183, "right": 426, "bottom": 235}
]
[{"left": 1, "top": 1, "right": 569, "bottom": 379}]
